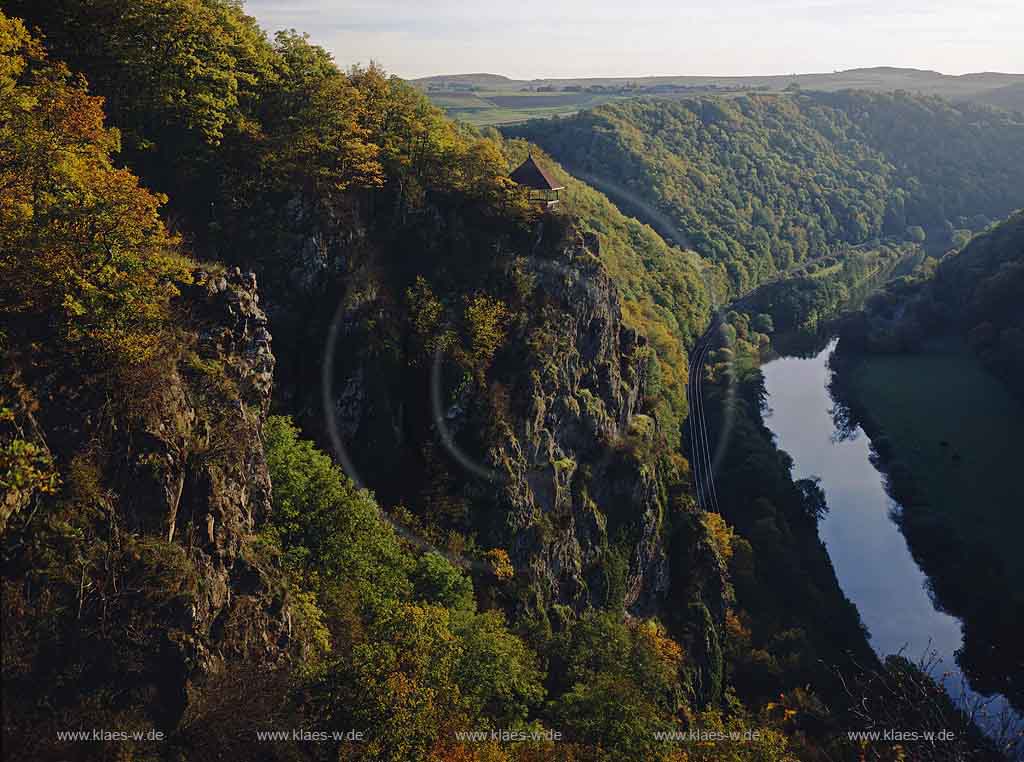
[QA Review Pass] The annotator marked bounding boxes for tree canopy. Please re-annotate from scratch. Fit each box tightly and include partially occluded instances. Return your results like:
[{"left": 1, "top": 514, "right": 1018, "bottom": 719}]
[{"left": 511, "top": 92, "right": 1024, "bottom": 294}]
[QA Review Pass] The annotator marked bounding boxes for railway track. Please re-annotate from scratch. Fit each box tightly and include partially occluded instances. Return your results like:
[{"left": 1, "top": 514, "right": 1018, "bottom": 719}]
[{"left": 687, "top": 313, "right": 723, "bottom": 513}]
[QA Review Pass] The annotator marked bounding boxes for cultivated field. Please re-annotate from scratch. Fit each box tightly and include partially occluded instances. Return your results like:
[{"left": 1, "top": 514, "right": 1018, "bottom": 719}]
[{"left": 424, "top": 89, "right": 626, "bottom": 125}]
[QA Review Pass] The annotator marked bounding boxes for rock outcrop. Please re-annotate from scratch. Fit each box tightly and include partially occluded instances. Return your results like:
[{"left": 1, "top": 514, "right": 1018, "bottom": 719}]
[
  {"left": 1, "top": 268, "right": 296, "bottom": 736},
  {"left": 141, "top": 268, "right": 289, "bottom": 677},
  {"left": 313, "top": 224, "right": 700, "bottom": 619},
  {"left": 487, "top": 236, "right": 670, "bottom": 615}
]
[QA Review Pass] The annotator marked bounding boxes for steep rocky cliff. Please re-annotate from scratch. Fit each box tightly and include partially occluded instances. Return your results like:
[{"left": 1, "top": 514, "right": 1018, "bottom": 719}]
[
  {"left": 297, "top": 215, "right": 727, "bottom": 631},
  {"left": 1, "top": 269, "right": 301, "bottom": 752},
  {"left": 485, "top": 231, "right": 669, "bottom": 615}
]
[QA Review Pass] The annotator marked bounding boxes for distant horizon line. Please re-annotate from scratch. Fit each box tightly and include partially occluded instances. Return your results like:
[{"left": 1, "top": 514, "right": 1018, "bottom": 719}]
[{"left": 407, "top": 66, "right": 1024, "bottom": 82}]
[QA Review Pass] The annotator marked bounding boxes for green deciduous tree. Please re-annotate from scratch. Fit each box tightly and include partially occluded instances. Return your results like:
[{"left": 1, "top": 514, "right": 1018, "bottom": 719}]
[{"left": 262, "top": 415, "right": 412, "bottom": 611}]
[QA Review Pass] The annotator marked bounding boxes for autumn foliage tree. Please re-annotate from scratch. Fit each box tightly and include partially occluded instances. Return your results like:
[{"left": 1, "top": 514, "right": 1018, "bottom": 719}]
[{"left": 0, "top": 11, "right": 190, "bottom": 374}]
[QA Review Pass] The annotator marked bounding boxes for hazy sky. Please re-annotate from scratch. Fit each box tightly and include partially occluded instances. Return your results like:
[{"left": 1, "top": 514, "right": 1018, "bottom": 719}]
[{"left": 244, "top": 1, "right": 1024, "bottom": 79}]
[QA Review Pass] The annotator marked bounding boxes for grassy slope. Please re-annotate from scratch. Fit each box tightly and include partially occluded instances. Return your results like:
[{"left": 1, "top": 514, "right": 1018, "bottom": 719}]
[{"left": 850, "top": 337, "right": 1024, "bottom": 581}]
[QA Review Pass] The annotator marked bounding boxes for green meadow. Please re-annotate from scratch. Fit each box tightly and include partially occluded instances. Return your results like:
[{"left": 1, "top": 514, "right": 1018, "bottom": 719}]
[{"left": 421, "top": 90, "right": 626, "bottom": 125}]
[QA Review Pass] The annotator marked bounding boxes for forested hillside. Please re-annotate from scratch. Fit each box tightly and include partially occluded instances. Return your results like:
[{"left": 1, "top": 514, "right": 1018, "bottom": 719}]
[
  {"left": 937, "top": 212, "right": 1024, "bottom": 393},
  {"left": 510, "top": 93, "right": 1024, "bottom": 294},
  {"left": 1, "top": 1, "right": 1017, "bottom": 760},
  {"left": 3, "top": 0, "right": 720, "bottom": 447},
  {"left": 841, "top": 211, "right": 1024, "bottom": 393}
]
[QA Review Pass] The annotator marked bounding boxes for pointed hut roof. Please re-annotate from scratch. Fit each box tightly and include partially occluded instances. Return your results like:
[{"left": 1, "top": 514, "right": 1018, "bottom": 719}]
[{"left": 510, "top": 155, "right": 564, "bottom": 191}]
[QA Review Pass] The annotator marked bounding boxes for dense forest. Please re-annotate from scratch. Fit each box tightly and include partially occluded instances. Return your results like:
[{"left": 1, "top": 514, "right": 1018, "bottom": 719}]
[
  {"left": 510, "top": 94, "right": 1024, "bottom": 294},
  {"left": 840, "top": 211, "right": 1024, "bottom": 395},
  {"left": 0, "top": 7, "right": 730, "bottom": 760},
  {"left": 742, "top": 242, "right": 921, "bottom": 333},
  {"left": 1, "top": 1, "right": 1020, "bottom": 760}
]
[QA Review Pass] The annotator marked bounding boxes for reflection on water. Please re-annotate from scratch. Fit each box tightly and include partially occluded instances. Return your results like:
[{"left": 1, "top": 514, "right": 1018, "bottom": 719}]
[{"left": 760, "top": 338, "right": 1017, "bottom": 734}]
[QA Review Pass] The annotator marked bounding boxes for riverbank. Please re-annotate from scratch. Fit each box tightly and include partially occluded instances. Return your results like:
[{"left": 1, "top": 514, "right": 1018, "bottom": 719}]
[
  {"left": 828, "top": 335, "right": 1024, "bottom": 728},
  {"left": 691, "top": 313, "right": 1014, "bottom": 758}
]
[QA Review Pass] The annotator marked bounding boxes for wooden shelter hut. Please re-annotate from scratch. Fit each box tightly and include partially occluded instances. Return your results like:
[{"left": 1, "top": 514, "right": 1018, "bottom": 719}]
[{"left": 510, "top": 155, "right": 564, "bottom": 207}]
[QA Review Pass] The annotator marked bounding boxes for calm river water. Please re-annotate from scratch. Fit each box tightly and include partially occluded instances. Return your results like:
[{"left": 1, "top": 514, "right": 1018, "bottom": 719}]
[{"left": 760, "top": 337, "right": 1019, "bottom": 743}]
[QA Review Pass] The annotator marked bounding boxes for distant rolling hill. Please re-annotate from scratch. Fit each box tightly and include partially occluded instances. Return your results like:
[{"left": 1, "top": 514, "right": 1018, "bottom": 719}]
[
  {"left": 973, "top": 81, "right": 1024, "bottom": 113},
  {"left": 416, "top": 67, "right": 1024, "bottom": 124}
]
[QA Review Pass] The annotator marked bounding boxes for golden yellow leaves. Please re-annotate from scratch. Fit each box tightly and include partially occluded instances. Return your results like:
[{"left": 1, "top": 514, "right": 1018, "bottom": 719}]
[
  {"left": 0, "top": 13, "right": 191, "bottom": 373},
  {"left": 701, "top": 511, "right": 736, "bottom": 563},
  {"left": 483, "top": 548, "right": 515, "bottom": 581}
]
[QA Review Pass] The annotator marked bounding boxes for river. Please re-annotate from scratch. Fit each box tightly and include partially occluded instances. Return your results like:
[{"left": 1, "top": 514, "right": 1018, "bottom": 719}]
[{"left": 759, "top": 336, "right": 1020, "bottom": 748}]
